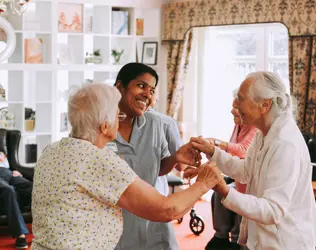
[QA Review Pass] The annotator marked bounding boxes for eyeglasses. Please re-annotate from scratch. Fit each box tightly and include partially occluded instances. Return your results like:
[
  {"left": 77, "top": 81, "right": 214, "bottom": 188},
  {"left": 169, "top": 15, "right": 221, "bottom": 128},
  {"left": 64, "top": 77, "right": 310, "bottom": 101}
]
[{"left": 118, "top": 112, "right": 127, "bottom": 122}]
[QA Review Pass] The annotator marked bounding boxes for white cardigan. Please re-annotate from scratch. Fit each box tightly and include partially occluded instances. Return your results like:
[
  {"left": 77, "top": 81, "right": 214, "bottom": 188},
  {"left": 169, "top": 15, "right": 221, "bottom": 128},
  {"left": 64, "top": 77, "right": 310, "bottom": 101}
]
[{"left": 209, "top": 113, "right": 316, "bottom": 250}]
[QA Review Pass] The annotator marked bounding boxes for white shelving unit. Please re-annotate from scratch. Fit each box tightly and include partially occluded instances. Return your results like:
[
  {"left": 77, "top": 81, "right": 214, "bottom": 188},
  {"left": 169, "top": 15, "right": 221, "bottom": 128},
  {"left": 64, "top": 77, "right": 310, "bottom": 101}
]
[{"left": 0, "top": 0, "right": 162, "bottom": 165}]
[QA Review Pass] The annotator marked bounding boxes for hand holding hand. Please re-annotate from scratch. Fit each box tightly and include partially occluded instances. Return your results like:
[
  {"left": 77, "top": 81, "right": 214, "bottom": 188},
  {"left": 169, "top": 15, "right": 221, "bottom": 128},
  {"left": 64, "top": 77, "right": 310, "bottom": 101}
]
[
  {"left": 190, "top": 136, "right": 215, "bottom": 157},
  {"left": 183, "top": 166, "right": 199, "bottom": 179},
  {"left": 205, "top": 138, "right": 215, "bottom": 144},
  {"left": 176, "top": 142, "right": 202, "bottom": 167},
  {"left": 12, "top": 170, "right": 22, "bottom": 177},
  {"left": 196, "top": 162, "right": 223, "bottom": 190}
]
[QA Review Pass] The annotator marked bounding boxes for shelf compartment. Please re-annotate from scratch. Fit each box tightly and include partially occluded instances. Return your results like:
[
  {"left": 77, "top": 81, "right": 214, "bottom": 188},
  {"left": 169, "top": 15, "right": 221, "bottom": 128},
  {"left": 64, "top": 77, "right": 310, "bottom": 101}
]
[
  {"left": 57, "top": 33, "right": 84, "bottom": 64},
  {"left": 24, "top": 2, "right": 52, "bottom": 31},
  {"left": 9, "top": 33, "right": 23, "bottom": 63},
  {"left": 84, "top": 35, "right": 110, "bottom": 65},
  {"left": 84, "top": 4, "right": 111, "bottom": 34},
  {"left": 134, "top": 8, "right": 160, "bottom": 37},
  {"left": 35, "top": 71, "right": 53, "bottom": 102},
  {"left": 111, "top": 36, "right": 135, "bottom": 65},
  {"left": 24, "top": 33, "right": 52, "bottom": 64},
  {"left": 8, "top": 103, "right": 23, "bottom": 131},
  {"left": 111, "top": 7, "right": 135, "bottom": 36},
  {"left": 8, "top": 71, "right": 23, "bottom": 102},
  {"left": 35, "top": 103, "right": 52, "bottom": 133}
]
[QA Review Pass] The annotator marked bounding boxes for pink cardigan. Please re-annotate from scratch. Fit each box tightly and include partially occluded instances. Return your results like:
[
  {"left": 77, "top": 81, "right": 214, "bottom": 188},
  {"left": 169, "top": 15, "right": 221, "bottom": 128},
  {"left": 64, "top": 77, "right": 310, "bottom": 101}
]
[{"left": 227, "top": 124, "right": 257, "bottom": 193}]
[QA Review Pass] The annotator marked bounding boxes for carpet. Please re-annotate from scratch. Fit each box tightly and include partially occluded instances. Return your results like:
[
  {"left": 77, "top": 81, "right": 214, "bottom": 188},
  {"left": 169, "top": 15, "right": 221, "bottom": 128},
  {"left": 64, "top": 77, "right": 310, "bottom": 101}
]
[{"left": 0, "top": 201, "right": 213, "bottom": 250}]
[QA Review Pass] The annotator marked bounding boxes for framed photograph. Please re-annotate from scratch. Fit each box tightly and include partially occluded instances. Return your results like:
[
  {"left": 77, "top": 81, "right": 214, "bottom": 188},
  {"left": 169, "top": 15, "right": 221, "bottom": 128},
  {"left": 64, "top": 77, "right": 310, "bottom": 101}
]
[
  {"left": 58, "top": 3, "right": 83, "bottom": 33},
  {"left": 142, "top": 42, "right": 158, "bottom": 65}
]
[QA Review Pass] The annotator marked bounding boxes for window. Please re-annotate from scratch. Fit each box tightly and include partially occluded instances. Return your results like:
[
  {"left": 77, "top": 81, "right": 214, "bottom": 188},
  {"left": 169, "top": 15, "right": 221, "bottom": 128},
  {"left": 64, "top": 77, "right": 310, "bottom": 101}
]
[{"left": 182, "top": 23, "right": 289, "bottom": 141}]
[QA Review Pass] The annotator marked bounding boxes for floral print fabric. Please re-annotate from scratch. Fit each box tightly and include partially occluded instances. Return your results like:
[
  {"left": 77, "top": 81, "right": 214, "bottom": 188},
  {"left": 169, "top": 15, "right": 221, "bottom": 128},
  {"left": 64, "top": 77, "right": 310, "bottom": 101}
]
[{"left": 31, "top": 137, "right": 137, "bottom": 250}]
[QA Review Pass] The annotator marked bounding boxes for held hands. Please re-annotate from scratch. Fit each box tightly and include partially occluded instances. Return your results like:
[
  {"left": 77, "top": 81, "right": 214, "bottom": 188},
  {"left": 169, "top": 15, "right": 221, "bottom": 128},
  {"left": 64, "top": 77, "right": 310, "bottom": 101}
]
[
  {"left": 183, "top": 166, "right": 199, "bottom": 179},
  {"left": 176, "top": 142, "right": 202, "bottom": 167},
  {"left": 190, "top": 136, "right": 215, "bottom": 157},
  {"left": 12, "top": 170, "right": 22, "bottom": 177},
  {"left": 183, "top": 163, "right": 229, "bottom": 197},
  {"left": 195, "top": 163, "right": 223, "bottom": 190}
]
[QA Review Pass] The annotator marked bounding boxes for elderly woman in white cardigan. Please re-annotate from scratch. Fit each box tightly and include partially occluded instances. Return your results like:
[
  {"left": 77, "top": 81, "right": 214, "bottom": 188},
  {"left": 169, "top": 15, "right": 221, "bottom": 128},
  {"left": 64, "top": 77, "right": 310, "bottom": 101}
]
[
  {"left": 191, "top": 72, "right": 316, "bottom": 250},
  {"left": 31, "top": 83, "right": 223, "bottom": 250}
]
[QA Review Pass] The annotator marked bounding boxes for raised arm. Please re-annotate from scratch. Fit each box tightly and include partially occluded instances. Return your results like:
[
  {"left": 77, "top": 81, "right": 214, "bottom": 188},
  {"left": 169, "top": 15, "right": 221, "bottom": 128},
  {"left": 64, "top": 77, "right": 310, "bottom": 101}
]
[
  {"left": 190, "top": 136, "right": 249, "bottom": 183},
  {"left": 118, "top": 163, "right": 222, "bottom": 222}
]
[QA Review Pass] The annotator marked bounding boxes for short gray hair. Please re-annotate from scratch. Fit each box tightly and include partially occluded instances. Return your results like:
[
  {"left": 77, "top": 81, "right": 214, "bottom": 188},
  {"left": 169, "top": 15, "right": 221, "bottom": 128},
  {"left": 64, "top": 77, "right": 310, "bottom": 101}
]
[
  {"left": 246, "top": 71, "right": 292, "bottom": 118},
  {"left": 68, "top": 83, "right": 121, "bottom": 143}
]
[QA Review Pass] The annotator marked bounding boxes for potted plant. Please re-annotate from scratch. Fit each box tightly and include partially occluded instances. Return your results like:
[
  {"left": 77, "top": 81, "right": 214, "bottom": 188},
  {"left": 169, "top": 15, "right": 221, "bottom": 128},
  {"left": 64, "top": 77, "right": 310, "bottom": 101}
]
[
  {"left": 85, "top": 49, "right": 103, "bottom": 64},
  {"left": 111, "top": 49, "right": 124, "bottom": 65}
]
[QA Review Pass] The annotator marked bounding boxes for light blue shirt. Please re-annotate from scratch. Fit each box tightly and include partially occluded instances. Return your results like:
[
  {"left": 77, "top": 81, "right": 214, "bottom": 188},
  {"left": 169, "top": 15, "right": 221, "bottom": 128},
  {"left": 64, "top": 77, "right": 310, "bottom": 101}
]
[
  {"left": 113, "top": 112, "right": 178, "bottom": 250},
  {"left": 147, "top": 108, "right": 183, "bottom": 196}
]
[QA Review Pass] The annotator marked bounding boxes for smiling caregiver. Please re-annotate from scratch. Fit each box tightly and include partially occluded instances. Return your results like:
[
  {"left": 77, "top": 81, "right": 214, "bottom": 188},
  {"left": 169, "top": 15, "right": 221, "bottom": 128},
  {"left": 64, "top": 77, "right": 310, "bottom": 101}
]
[{"left": 111, "top": 63, "right": 199, "bottom": 250}]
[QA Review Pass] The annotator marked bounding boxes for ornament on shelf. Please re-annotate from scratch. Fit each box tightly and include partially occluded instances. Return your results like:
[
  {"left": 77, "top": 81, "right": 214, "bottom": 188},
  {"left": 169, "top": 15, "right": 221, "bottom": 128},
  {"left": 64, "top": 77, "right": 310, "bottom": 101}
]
[
  {"left": 0, "top": 84, "right": 6, "bottom": 101},
  {"left": 111, "top": 49, "right": 124, "bottom": 65},
  {"left": 85, "top": 49, "right": 103, "bottom": 64},
  {"left": 0, "top": 107, "right": 15, "bottom": 129},
  {"left": 0, "top": 0, "right": 31, "bottom": 15}
]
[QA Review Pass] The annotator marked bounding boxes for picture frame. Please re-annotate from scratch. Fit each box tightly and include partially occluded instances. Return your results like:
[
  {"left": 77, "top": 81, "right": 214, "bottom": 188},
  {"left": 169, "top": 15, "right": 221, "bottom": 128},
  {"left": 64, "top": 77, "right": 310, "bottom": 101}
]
[
  {"left": 142, "top": 42, "right": 158, "bottom": 65},
  {"left": 58, "top": 3, "right": 83, "bottom": 33}
]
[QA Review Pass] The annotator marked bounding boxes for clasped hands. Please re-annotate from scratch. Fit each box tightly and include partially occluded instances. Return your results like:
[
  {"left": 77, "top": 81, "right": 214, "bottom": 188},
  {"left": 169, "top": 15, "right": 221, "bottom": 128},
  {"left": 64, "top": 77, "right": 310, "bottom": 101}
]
[{"left": 175, "top": 136, "right": 227, "bottom": 194}]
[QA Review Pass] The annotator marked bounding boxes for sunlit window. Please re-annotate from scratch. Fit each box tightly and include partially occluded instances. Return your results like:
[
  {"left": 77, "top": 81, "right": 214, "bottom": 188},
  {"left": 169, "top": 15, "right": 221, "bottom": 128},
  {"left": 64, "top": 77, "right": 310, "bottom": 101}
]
[{"left": 182, "top": 23, "right": 289, "bottom": 141}]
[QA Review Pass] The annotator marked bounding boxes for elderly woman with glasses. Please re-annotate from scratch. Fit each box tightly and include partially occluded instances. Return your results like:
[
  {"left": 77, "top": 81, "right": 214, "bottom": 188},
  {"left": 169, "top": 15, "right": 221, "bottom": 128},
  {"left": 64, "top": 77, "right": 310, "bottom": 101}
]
[{"left": 30, "top": 83, "right": 222, "bottom": 250}]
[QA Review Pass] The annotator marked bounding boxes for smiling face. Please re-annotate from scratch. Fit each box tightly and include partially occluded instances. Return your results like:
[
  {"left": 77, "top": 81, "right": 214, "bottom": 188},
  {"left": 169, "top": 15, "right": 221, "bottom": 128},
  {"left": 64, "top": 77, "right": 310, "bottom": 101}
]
[
  {"left": 117, "top": 73, "right": 156, "bottom": 117},
  {"left": 231, "top": 99, "right": 241, "bottom": 125}
]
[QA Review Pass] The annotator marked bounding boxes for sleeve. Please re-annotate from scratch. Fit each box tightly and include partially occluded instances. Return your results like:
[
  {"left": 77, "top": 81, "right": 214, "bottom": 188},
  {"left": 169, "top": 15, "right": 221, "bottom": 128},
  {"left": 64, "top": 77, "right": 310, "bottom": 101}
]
[
  {"left": 222, "top": 142, "right": 299, "bottom": 225},
  {"left": 208, "top": 136, "right": 257, "bottom": 184},
  {"left": 227, "top": 126, "right": 257, "bottom": 158},
  {"left": 163, "top": 118, "right": 183, "bottom": 155},
  {"left": 160, "top": 122, "right": 171, "bottom": 160},
  {"left": 80, "top": 150, "right": 138, "bottom": 205}
]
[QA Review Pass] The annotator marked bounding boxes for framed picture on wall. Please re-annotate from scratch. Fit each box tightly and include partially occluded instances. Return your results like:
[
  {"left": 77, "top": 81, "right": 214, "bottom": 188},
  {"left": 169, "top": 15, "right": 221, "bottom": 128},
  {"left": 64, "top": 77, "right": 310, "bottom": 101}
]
[
  {"left": 58, "top": 3, "right": 83, "bottom": 33},
  {"left": 142, "top": 42, "right": 158, "bottom": 65}
]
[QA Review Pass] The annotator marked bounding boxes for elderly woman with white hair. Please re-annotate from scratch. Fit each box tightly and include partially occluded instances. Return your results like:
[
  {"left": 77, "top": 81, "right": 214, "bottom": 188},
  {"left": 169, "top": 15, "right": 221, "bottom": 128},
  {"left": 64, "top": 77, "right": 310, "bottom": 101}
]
[
  {"left": 31, "top": 83, "right": 223, "bottom": 250},
  {"left": 190, "top": 72, "right": 316, "bottom": 250}
]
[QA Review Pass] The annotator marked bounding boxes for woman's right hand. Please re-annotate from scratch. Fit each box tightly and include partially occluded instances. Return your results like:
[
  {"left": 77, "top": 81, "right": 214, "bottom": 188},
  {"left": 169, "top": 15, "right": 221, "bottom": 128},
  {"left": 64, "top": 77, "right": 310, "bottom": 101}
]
[
  {"left": 190, "top": 136, "right": 215, "bottom": 157},
  {"left": 196, "top": 163, "right": 223, "bottom": 189}
]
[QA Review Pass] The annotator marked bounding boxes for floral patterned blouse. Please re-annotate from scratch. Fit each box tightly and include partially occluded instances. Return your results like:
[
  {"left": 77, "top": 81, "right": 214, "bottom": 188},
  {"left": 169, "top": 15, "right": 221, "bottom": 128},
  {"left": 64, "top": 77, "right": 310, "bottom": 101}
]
[{"left": 31, "top": 137, "right": 137, "bottom": 250}]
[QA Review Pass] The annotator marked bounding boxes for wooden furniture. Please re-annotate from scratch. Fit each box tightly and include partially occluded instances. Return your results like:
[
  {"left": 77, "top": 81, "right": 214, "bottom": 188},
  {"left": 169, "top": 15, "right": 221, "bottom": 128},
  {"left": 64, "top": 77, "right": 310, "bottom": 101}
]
[{"left": 313, "top": 181, "right": 316, "bottom": 198}]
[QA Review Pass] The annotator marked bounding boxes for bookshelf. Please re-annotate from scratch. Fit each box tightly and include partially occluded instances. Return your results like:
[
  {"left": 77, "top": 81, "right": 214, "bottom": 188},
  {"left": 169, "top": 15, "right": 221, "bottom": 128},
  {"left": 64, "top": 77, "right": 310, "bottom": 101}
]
[{"left": 0, "top": 0, "right": 162, "bottom": 165}]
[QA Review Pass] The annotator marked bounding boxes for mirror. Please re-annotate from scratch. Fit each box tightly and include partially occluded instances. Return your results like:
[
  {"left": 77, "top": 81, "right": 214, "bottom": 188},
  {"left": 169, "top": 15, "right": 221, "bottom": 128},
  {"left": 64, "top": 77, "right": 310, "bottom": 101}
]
[{"left": 0, "top": 16, "right": 16, "bottom": 63}]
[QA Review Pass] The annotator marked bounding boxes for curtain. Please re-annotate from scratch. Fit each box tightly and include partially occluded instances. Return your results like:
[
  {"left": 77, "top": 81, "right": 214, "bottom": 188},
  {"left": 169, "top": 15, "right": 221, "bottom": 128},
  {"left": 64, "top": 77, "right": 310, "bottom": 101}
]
[
  {"left": 289, "top": 36, "right": 316, "bottom": 134},
  {"left": 165, "top": 30, "right": 193, "bottom": 120}
]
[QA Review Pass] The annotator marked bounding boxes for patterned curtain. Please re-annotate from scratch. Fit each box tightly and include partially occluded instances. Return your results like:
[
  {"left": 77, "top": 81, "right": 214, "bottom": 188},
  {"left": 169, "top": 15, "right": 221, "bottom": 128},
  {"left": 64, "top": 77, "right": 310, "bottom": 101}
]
[
  {"left": 289, "top": 36, "right": 316, "bottom": 133},
  {"left": 165, "top": 30, "right": 193, "bottom": 120}
]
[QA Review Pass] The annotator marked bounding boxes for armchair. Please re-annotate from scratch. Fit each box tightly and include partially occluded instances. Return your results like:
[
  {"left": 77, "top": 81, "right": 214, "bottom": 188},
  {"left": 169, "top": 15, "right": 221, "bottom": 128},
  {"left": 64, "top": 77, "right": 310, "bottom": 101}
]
[{"left": 0, "top": 128, "right": 34, "bottom": 225}]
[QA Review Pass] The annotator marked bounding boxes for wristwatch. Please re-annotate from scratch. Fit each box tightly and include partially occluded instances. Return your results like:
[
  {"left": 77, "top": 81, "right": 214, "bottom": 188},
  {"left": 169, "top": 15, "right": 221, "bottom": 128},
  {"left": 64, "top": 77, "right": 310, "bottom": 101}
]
[{"left": 214, "top": 139, "right": 221, "bottom": 146}]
